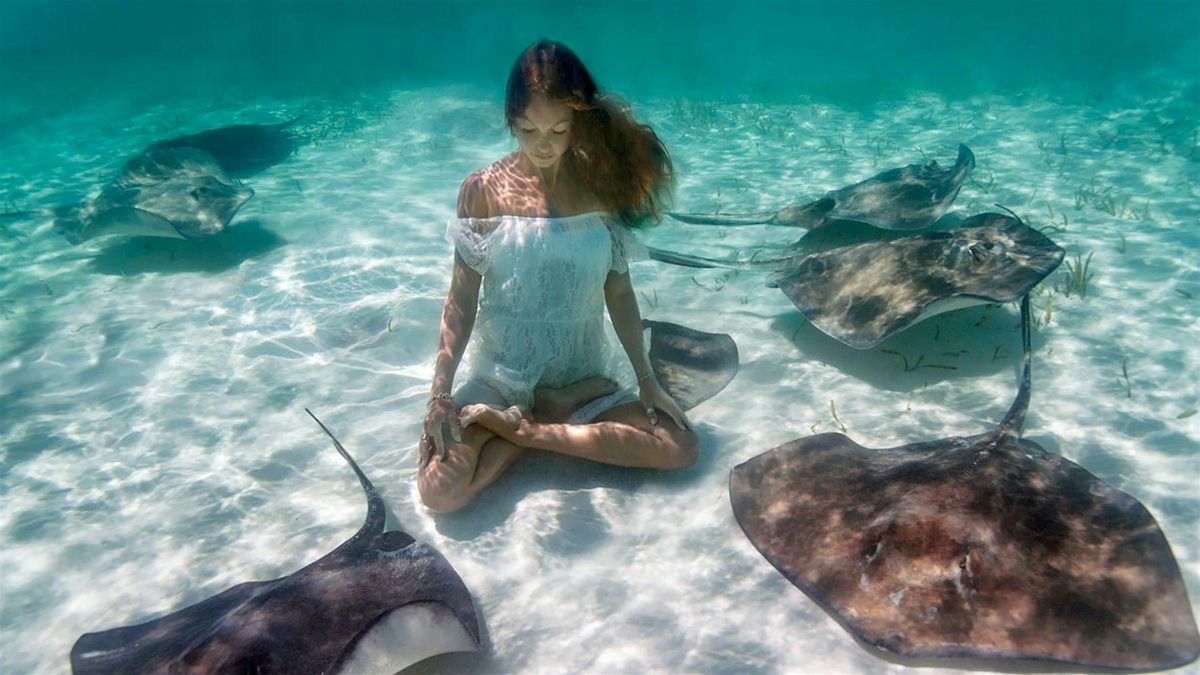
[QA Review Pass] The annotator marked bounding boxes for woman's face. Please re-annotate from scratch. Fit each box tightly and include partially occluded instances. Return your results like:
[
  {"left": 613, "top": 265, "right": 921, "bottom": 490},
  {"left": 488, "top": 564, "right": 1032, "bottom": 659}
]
[{"left": 514, "top": 94, "right": 573, "bottom": 170}]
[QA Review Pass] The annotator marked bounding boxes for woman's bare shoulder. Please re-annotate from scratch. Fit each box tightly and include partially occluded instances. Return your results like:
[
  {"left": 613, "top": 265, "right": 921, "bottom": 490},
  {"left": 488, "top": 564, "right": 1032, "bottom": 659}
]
[
  {"left": 457, "top": 156, "right": 522, "bottom": 219},
  {"left": 456, "top": 172, "right": 492, "bottom": 219}
]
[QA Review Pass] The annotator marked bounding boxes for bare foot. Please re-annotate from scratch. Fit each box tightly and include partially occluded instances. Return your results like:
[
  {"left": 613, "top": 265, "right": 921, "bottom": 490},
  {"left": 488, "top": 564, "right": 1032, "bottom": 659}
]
[
  {"left": 533, "top": 376, "right": 619, "bottom": 422},
  {"left": 458, "top": 404, "right": 528, "bottom": 439}
]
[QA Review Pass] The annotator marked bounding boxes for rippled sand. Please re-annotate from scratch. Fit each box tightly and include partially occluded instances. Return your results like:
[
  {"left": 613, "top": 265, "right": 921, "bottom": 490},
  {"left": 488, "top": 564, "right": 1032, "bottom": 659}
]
[{"left": 1, "top": 78, "right": 1197, "bottom": 673}]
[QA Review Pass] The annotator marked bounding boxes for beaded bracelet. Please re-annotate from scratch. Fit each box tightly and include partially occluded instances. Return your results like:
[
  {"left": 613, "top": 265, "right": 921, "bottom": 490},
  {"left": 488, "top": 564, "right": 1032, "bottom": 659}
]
[
  {"left": 428, "top": 392, "right": 453, "bottom": 406},
  {"left": 637, "top": 371, "right": 654, "bottom": 383}
]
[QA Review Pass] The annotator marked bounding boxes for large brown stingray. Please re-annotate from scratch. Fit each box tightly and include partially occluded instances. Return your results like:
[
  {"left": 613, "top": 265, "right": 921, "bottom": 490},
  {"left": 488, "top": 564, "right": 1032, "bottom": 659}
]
[{"left": 729, "top": 299, "right": 1200, "bottom": 671}]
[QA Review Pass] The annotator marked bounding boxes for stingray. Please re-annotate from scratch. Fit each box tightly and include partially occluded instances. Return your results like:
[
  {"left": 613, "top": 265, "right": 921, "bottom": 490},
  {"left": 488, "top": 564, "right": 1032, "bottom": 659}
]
[
  {"left": 147, "top": 117, "right": 304, "bottom": 178},
  {"left": 729, "top": 298, "right": 1200, "bottom": 671},
  {"left": 649, "top": 211, "right": 1064, "bottom": 350},
  {"left": 70, "top": 410, "right": 481, "bottom": 675},
  {"left": 770, "top": 212, "right": 1065, "bottom": 349},
  {"left": 539, "top": 319, "right": 739, "bottom": 427},
  {"left": 643, "top": 319, "right": 739, "bottom": 410},
  {"left": 54, "top": 147, "right": 254, "bottom": 244},
  {"left": 670, "top": 144, "right": 975, "bottom": 231}
]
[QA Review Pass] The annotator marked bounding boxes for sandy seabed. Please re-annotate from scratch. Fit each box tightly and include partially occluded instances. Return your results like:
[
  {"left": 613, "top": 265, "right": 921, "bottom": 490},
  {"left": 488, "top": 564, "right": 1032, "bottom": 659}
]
[{"left": 1, "top": 78, "right": 1197, "bottom": 673}]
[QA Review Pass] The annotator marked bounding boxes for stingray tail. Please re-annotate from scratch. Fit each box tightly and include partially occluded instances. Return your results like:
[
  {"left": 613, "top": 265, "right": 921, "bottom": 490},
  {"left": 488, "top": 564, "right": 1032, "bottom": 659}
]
[
  {"left": 279, "top": 113, "right": 314, "bottom": 130},
  {"left": 647, "top": 245, "right": 792, "bottom": 271},
  {"left": 648, "top": 246, "right": 732, "bottom": 269},
  {"left": 305, "top": 409, "right": 385, "bottom": 537},
  {"left": 996, "top": 295, "right": 1032, "bottom": 436},
  {"left": 992, "top": 203, "right": 1025, "bottom": 225},
  {"left": 667, "top": 211, "right": 779, "bottom": 226}
]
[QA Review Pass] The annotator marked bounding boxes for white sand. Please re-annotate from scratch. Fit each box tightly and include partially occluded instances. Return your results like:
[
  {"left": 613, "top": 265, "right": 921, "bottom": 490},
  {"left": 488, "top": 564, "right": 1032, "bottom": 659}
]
[{"left": 1, "top": 80, "right": 1197, "bottom": 673}]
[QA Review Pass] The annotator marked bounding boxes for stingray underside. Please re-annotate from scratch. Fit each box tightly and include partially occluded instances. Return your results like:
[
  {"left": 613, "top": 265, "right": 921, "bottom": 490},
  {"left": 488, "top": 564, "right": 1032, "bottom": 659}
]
[
  {"left": 769, "top": 214, "right": 1064, "bottom": 349},
  {"left": 729, "top": 431, "right": 1200, "bottom": 670},
  {"left": 71, "top": 416, "right": 480, "bottom": 674}
]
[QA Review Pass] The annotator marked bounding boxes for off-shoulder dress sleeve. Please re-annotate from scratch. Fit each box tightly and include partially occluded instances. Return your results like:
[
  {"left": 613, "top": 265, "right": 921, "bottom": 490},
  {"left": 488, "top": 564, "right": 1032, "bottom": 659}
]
[
  {"left": 607, "top": 220, "right": 649, "bottom": 274},
  {"left": 445, "top": 217, "right": 495, "bottom": 274}
]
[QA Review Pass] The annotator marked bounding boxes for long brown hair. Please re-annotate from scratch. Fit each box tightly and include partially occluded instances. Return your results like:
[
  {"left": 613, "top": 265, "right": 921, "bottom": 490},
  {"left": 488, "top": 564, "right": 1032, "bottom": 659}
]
[{"left": 505, "top": 39, "right": 673, "bottom": 228}]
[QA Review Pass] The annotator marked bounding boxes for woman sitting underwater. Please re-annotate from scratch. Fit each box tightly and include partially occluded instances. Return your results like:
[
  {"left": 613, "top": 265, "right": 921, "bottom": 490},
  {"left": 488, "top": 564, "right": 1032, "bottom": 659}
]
[{"left": 417, "top": 39, "right": 697, "bottom": 513}]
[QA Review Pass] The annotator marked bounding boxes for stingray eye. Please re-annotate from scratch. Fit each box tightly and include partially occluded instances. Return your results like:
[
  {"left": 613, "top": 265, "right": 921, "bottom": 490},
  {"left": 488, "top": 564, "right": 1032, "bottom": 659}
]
[{"left": 189, "top": 187, "right": 201, "bottom": 200}]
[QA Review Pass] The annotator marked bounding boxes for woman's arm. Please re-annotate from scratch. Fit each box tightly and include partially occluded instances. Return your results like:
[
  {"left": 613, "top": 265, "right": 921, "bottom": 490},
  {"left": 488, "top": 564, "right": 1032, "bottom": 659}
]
[
  {"left": 422, "top": 176, "right": 490, "bottom": 463},
  {"left": 422, "top": 253, "right": 480, "bottom": 464},
  {"left": 431, "top": 253, "right": 480, "bottom": 396},
  {"left": 604, "top": 270, "right": 689, "bottom": 429}
]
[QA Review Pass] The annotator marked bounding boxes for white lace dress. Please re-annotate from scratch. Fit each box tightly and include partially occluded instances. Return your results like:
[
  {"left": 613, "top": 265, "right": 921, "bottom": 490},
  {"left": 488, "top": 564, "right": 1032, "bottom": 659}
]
[{"left": 445, "top": 211, "right": 647, "bottom": 422}]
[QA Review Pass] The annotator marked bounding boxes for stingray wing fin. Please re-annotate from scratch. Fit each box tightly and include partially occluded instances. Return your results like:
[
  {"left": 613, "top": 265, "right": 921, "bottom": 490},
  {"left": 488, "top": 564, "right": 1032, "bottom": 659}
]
[
  {"left": 644, "top": 320, "right": 739, "bottom": 410},
  {"left": 121, "top": 207, "right": 187, "bottom": 239},
  {"left": 114, "top": 147, "right": 226, "bottom": 187},
  {"left": 69, "top": 205, "right": 187, "bottom": 242},
  {"left": 70, "top": 580, "right": 271, "bottom": 674}
]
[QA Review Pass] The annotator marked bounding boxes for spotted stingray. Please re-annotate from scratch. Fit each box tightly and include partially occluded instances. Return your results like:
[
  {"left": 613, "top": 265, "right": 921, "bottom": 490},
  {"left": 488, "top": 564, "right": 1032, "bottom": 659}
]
[
  {"left": 769, "top": 212, "right": 1065, "bottom": 348},
  {"left": 729, "top": 298, "right": 1200, "bottom": 671},
  {"left": 650, "top": 211, "right": 1064, "bottom": 350},
  {"left": 53, "top": 147, "right": 254, "bottom": 244}
]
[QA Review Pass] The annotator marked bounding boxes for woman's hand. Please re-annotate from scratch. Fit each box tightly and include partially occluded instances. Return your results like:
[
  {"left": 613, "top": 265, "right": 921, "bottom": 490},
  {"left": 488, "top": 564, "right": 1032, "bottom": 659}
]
[
  {"left": 420, "top": 396, "right": 463, "bottom": 466},
  {"left": 638, "top": 376, "right": 690, "bottom": 431}
]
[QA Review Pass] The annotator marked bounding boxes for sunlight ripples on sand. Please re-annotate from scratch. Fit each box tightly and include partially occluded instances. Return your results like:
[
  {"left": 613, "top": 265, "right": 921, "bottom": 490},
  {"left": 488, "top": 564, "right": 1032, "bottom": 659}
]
[{"left": 1, "top": 76, "right": 1197, "bottom": 673}]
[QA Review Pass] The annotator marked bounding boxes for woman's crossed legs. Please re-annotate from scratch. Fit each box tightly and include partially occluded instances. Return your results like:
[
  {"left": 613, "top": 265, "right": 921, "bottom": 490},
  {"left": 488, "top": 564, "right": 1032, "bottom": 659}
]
[{"left": 417, "top": 377, "right": 698, "bottom": 513}]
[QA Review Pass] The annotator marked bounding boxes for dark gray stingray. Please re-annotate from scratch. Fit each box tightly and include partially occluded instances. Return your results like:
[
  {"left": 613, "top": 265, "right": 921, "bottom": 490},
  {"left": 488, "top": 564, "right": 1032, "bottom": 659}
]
[
  {"left": 670, "top": 144, "right": 975, "bottom": 231},
  {"left": 54, "top": 147, "right": 253, "bottom": 244},
  {"left": 729, "top": 299, "right": 1200, "bottom": 671},
  {"left": 644, "top": 319, "right": 739, "bottom": 410},
  {"left": 71, "top": 410, "right": 481, "bottom": 675},
  {"left": 148, "top": 117, "right": 303, "bottom": 178},
  {"left": 770, "top": 212, "right": 1064, "bottom": 348}
]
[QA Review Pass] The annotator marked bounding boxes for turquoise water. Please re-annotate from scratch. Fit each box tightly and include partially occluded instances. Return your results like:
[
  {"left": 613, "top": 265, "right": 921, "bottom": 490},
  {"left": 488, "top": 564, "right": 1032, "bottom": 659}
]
[{"left": 2, "top": 1, "right": 1198, "bottom": 673}]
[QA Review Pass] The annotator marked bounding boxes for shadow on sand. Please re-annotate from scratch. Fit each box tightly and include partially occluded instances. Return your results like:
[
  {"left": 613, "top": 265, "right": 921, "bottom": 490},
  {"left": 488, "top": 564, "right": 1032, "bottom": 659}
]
[
  {"left": 762, "top": 301, "right": 1043, "bottom": 393},
  {"left": 87, "top": 219, "right": 284, "bottom": 275}
]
